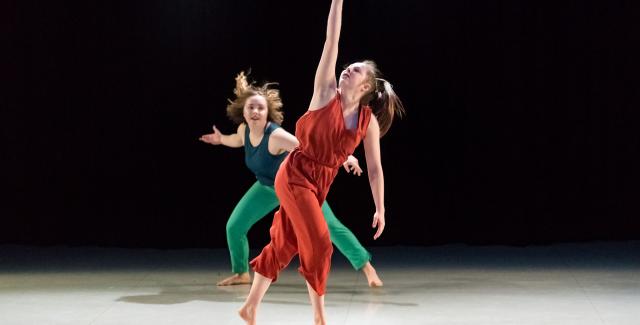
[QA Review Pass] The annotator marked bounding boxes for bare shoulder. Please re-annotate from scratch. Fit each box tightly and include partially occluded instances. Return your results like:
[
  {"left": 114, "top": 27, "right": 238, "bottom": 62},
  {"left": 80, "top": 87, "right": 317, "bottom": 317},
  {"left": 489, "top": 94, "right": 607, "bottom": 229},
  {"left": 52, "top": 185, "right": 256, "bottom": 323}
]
[
  {"left": 269, "top": 125, "right": 299, "bottom": 153},
  {"left": 366, "top": 114, "right": 380, "bottom": 139},
  {"left": 270, "top": 126, "right": 294, "bottom": 139},
  {"left": 367, "top": 114, "right": 380, "bottom": 130},
  {"left": 236, "top": 123, "right": 246, "bottom": 145},
  {"left": 309, "top": 86, "right": 338, "bottom": 111}
]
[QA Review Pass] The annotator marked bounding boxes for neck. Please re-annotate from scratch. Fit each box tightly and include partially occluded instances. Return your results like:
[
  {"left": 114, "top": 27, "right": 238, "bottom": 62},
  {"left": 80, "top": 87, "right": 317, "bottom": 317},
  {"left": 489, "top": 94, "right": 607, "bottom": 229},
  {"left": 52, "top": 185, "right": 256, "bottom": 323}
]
[
  {"left": 247, "top": 121, "right": 267, "bottom": 136},
  {"left": 339, "top": 87, "right": 360, "bottom": 112}
]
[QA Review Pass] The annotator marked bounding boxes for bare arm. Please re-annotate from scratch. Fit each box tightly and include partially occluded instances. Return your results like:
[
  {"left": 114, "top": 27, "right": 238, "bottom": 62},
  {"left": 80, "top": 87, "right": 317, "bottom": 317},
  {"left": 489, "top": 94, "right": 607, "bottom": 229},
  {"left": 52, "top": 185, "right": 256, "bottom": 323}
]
[
  {"left": 268, "top": 128, "right": 300, "bottom": 155},
  {"left": 363, "top": 116, "right": 385, "bottom": 239},
  {"left": 199, "top": 123, "right": 245, "bottom": 148},
  {"left": 309, "top": 0, "right": 343, "bottom": 110}
]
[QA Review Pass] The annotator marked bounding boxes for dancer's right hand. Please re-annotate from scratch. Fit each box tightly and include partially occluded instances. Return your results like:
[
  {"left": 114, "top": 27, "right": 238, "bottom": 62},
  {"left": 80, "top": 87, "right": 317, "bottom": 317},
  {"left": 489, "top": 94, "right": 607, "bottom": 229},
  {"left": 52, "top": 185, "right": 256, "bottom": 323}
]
[
  {"left": 199, "top": 125, "right": 223, "bottom": 145},
  {"left": 372, "top": 210, "right": 385, "bottom": 240}
]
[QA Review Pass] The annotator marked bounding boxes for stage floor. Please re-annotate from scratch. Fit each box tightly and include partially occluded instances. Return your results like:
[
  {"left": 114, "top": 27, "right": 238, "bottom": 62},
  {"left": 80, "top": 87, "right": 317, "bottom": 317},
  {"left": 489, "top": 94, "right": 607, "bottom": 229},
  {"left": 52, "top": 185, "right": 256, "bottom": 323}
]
[{"left": 1, "top": 242, "right": 638, "bottom": 324}]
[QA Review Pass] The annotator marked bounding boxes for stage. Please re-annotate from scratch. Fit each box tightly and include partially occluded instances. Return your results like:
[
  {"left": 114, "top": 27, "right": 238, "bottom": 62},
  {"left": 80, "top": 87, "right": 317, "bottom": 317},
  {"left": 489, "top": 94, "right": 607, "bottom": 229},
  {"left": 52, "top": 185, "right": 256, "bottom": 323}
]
[{"left": 1, "top": 242, "right": 638, "bottom": 324}]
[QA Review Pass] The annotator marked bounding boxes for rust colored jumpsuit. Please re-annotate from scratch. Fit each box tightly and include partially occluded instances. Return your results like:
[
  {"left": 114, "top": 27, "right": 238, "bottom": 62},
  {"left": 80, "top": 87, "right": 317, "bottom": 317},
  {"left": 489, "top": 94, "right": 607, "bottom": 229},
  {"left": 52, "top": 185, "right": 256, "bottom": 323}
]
[{"left": 250, "top": 92, "right": 372, "bottom": 296}]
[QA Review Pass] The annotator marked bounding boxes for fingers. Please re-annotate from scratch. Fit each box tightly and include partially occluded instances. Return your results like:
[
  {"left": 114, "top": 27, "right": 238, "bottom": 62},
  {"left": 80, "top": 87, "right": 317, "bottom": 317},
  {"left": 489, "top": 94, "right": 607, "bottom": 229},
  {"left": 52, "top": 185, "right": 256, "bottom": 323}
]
[
  {"left": 200, "top": 134, "right": 216, "bottom": 144},
  {"left": 342, "top": 163, "right": 363, "bottom": 176},
  {"left": 373, "top": 223, "right": 385, "bottom": 240},
  {"left": 343, "top": 163, "right": 357, "bottom": 174},
  {"left": 372, "top": 212, "right": 385, "bottom": 240},
  {"left": 373, "top": 226, "right": 384, "bottom": 240}
]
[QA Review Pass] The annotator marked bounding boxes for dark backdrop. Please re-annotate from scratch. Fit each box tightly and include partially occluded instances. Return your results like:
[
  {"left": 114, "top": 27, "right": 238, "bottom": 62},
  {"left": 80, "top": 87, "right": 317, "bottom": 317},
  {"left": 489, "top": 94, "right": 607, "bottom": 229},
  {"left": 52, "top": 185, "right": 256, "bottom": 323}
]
[{"left": 3, "top": 0, "right": 639, "bottom": 248}]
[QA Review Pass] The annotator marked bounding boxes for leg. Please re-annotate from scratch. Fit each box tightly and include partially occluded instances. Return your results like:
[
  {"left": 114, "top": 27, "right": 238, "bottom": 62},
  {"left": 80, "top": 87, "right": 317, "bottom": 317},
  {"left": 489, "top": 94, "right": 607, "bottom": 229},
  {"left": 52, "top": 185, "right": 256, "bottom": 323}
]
[
  {"left": 322, "top": 201, "right": 371, "bottom": 269},
  {"left": 360, "top": 261, "right": 383, "bottom": 287},
  {"left": 306, "top": 281, "right": 326, "bottom": 325},
  {"left": 241, "top": 206, "right": 299, "bottom": 324},
  {"left": 238, "top": 272, "right": 272, "bottom": 325},
  {"left": 284, "top": 186, "right": 333, "bottom": 296},
  {"left": 322, "top": 201, "right": 383, "bottom": 287},
  {"left": 221, "top": 182, "right": 280, "bottom": 286},
  {"left": 250, "top": 183, "right": 333, "bottom": 295},
  {"left": 244, "top": 168, "right": 332, "bottom": 322},
  {"left": 249, "top": 206, "right": 299, "bottom": 282},
  {"left": 279, "top": 186, "right": 331, "bottom": 322}
]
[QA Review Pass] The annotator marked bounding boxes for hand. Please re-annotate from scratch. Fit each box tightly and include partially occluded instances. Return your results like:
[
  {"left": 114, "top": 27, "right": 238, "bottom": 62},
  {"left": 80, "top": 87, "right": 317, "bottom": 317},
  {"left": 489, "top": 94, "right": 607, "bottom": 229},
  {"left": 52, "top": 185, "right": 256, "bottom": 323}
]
[
  {"left": 342, "top": 155, "right": 363, "bottom": 176},
  {"left": 372, "top": 210, "right": 385, "bottom": 240},
  {"left": 199, "top": 125, "right": 223, "bottom": 145}
]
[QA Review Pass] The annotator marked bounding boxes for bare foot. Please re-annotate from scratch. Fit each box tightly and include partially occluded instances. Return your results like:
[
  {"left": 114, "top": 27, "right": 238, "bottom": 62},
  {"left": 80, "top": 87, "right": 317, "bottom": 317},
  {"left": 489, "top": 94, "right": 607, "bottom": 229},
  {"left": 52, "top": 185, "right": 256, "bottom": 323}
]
[
  {"left": 314, "top": 314, "right": 327, "bottom": 325},
  {"left": 362, "top": 262, "right": 383, "bottom": 287},
  {"left": 217, "top": 272, "right": 251, "bottom": 286},
  {"left": 238, "top": 303, "right": 256, "bottom": 325}
]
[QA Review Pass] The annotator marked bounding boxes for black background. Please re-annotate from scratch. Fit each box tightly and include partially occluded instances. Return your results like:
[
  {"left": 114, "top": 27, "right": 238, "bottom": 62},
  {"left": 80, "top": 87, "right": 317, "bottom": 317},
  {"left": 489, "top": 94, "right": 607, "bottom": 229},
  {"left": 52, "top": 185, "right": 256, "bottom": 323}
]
[{"left": 4, "top": 0, "right": 639, "bottom": 248}]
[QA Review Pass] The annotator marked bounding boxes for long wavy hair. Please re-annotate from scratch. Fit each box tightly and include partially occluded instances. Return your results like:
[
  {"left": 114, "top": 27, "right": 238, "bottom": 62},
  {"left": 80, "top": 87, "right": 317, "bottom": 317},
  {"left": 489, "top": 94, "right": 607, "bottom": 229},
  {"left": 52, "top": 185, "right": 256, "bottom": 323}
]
[{"left": 226, "top": 71, "right": 284, "bottom": 125}]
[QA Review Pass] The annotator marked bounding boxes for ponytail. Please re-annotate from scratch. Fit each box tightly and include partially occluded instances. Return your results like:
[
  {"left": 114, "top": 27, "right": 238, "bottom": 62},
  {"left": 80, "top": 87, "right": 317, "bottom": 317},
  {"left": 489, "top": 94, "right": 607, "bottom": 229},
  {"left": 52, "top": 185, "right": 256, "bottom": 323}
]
[{"left": 360, "top": 61, "right": 405, "bottom": 137}]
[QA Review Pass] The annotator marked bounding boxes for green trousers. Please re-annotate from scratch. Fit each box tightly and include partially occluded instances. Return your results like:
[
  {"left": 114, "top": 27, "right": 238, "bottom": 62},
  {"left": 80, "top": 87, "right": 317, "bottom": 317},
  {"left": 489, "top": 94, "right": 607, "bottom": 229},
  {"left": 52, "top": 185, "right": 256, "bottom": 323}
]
[{"left": 225, "top": 181, "right": 371, "bottom": 273}]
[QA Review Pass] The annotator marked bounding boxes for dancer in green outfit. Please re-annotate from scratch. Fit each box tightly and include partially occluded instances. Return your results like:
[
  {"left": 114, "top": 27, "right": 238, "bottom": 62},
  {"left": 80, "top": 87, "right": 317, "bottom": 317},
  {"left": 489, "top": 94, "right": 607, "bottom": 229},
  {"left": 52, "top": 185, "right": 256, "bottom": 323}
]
[{"left": 199, "top": 72, "right": 383, "bottom": 287}]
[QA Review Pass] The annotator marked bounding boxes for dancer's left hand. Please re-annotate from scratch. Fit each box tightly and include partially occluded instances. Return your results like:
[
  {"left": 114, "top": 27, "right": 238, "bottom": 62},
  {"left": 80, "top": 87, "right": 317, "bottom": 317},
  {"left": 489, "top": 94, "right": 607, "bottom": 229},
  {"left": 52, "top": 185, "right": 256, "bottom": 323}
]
[
  {"left": 372, "top": 211, "right": 385, "bottom": 240},
  {"left": 343, "top": 155, "right": 363, "bottom": 176},
  {"left": 199, "top": 125, "right": 223, "bottom": 145}
]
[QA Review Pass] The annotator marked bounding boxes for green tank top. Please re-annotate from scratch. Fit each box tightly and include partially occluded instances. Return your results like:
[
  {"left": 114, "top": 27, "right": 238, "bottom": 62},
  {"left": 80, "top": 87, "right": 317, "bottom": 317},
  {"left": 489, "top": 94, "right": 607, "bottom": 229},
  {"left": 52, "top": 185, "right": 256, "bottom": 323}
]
[{"left": 244, "top": 122, "right": 288, "bottom": 186}]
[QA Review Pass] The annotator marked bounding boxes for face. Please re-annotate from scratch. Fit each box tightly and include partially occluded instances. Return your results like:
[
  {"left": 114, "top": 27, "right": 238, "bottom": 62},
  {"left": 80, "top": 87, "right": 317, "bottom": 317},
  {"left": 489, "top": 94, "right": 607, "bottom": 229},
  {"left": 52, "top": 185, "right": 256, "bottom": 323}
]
[
  {"left": 339, "top": 62, "right": 372, "bottom": 93},
  {"left": 243, "top": 95, "right": 269, "bottom": 127}
]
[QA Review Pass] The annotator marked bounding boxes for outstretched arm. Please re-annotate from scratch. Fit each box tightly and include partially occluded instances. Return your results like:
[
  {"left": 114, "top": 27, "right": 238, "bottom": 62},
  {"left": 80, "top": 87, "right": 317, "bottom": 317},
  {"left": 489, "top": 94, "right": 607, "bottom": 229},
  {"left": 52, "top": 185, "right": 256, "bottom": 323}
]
[
  {"left": 309, "top": 0, "right": 343, "bottom": 110},
  {"left": 363, "top": 116, "right": 385, "bottom": 239},
  {"left": 199, "top": 123, "right": 245, "bottom": 148}
]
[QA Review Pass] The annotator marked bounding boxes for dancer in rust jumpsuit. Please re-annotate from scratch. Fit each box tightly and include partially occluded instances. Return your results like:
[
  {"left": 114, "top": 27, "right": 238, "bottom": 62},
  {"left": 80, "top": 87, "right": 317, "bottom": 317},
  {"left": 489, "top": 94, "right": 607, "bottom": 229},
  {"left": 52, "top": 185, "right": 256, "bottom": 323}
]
[
  {"left": 199, "top": 72, "right": 383, "bottom": 287},
  {"left": 238, "top": 0, "right": 404, "bottom": 324}
]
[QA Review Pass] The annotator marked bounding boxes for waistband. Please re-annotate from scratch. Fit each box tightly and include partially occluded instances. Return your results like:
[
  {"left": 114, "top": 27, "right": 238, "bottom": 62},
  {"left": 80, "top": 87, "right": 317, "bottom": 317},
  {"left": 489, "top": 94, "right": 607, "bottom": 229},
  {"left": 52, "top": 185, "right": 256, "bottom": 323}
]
[{"left": 292, "top": 149, "right": 339, "bottom": 169}]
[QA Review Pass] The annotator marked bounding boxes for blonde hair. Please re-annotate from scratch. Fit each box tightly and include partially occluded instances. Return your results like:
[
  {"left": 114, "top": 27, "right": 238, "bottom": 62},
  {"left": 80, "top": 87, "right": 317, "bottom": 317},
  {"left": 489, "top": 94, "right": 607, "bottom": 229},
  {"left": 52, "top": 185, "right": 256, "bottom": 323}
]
[
  {"left": 226, "top": 71, "right": 284, "bottom": 125},
  {"left": 359, "top": 60, "right": 405, "bottom": 137}
]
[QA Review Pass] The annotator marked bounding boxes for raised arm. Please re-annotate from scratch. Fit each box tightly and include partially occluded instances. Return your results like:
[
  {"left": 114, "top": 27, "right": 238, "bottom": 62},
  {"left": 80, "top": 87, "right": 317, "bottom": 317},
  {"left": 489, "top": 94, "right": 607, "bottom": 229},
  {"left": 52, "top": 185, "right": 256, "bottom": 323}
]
[
  {"left": 309, "top": 0, "right": 343, "bottom": 110},
  {"left": 199, "top": 123, "right": 245, "bottom": 148},
  {"left": 363, "top": 116, "right": 385, "bottom": 239}
]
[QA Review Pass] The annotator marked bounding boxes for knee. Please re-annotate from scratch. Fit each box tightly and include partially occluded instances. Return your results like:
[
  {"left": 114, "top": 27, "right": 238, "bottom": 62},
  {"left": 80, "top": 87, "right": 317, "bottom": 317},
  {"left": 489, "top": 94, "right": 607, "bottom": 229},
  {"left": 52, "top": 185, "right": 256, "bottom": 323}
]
[
  {"left": 326, "top": 219, "right": 345, "bottom": 235},
  {"left": 317, "top": 232, "right": 334, "bottom": 257},
  {"left": 226, "top": 219, "right": 247, "bottom": 237}
]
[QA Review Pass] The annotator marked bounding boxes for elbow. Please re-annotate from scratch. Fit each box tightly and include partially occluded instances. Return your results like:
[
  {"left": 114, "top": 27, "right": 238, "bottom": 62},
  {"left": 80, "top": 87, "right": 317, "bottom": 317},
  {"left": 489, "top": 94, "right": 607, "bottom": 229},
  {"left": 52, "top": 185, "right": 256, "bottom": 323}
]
[
  {"left": 367, "top": 165, "right": 383, "bottom": 180},
  {"left": 287, "top": 139, "right": 300, "bottom": 152}
]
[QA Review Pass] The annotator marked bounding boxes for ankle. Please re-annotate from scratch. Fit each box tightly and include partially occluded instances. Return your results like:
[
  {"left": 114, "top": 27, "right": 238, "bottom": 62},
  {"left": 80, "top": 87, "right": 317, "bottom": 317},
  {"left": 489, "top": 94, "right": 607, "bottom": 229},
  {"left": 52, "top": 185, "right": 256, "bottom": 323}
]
[
  {"left": 314, "top": 313, "right": 326, "bottom": 325},
  {"left": 241, "top": 302, "right": 257, "bottom": 313}
]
